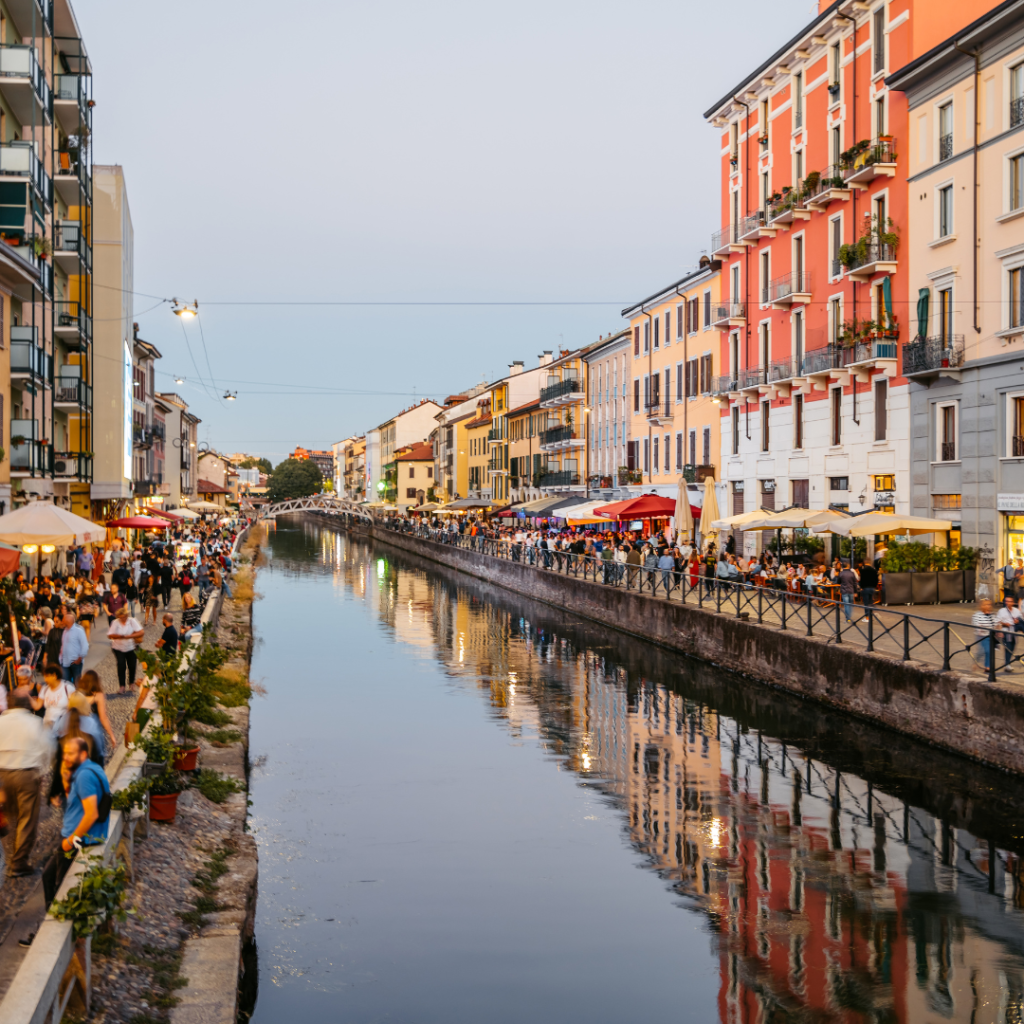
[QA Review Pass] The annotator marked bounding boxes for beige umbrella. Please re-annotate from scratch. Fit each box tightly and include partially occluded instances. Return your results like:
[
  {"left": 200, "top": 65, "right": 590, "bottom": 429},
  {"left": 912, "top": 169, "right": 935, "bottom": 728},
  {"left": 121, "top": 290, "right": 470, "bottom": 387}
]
[
  {"left": 710, "top": 508, "right": 766, "bottom": 530},
  {"left": 743, "top": 507, "right": 849, "bottom": 531},
  {"left": 185, "top": 500, "right": 225, "bottom": 513},
  {"left": 814, "top": 512, "right": 952, "bottom": 539},
  {"left": 698, "top": 477, "right": 720, "bottom": 540},
  {"left": 675, "top": 476, "right": 694, "bottom": 542},
  {"left": 0, "top": 503, "right": 107, "bottom": 547}
]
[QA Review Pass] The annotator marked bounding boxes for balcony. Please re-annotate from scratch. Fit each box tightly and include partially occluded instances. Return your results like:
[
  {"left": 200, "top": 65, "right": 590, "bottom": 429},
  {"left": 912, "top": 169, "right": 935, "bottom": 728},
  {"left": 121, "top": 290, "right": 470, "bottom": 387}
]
[
  {"left": 939, "top": 133, "right": 953, "bottom": 162},
  {"left": 844, "top": 240, "right": 898, "bottom": 281},
  {"left": 486, "top": 427, "right": 503, "bottom": 444},
  {"left": 538, "top": 470, "right": 580, "bottom": 488},
  {"left": 737, "top": 210, "right": 773, "bottom": 242},
  {"left": 940, "top": 442, "right": 957, "bottom": 463},
  {"left": 736, "top": 366, "right": 767, "bottom": 396},
  {"left": 53, "top": 74, "right": 88, "bottom": 135},
  {"left": 133, "top": 425, "right": 153, "bottom": 449},
  {"left": 53, "top": 451, "right": 91, "bottom": 480},
  {"left": 1013, "top": 435, "right": 1024, "bottom": 457},
  {"left": 55, "top": 300, "right": 91, "bottom": 347},
  {"left": 5, "top": 0, "right": 52, "bottom": 39},
  {"left": 54, "top": 148, "right": 90, "bottom": 205},
  {"left": 644, "top": 396, "right": 672, "bottom": 423},
  {"left": 767, "top": 190, "right": 810, "bottom": 227},
  {"left": 1012, "top": 96, "right": 1024, "bottom": 129},
  {"left": 11, "top": 333, "right": 51, "bottom": 383},
  {"left": 54, "top": 375, "right": 91, "bottom": 406},
  {"left": 150, "top": 421, "right": 166, "bottom": 441},
  {"left": 803, "top": 166, "right": 852, "bottom": 209},
  {"left": 843, "top": 138, "right": 897, "bottom": 187},
  {"left": 539, "top": 377, "right": 583, "bottom": 406},
  {"left": 134, "top": 475, "right": 164, "bottom": 497},
  {"left": 539, "top": 425, "right": 578, "bottom": 449},
  {"left": 710, "top": 374, "right": 739, "bottom": 398},
  {"left": 618, "top": 468, "right": 642, "bottom": 486},
  {"left": 10, "top": 439, "right": 51, "bottom": 475},
  {"left": 769, "top": 271, "right": 811, "bottom": 308},
  {"left": 711, "top": 224, "right": 747, "bottom": 257},
  {"left": 54, "top": 221, "right": 90, "bottom": 273},
  {"left": 486, "top": 457, "right": 507, "bottom": 474},
  {"left": 711, "top": 302, "right": 746, "bottom": 327},
  {"left": 902, "top": 335, "right": 965, "bottom": 380},
  {"left": 0, "top": 141, "right": 51, "bottom": 209},
  {"left": 0, "top": 46, "right": 51, "bottom": 127}
]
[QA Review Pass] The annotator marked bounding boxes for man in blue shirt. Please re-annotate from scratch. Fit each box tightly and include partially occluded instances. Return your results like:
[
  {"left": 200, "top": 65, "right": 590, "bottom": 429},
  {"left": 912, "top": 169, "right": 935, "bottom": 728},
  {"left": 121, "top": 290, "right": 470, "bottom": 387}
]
[
  {"left": 58, "top": 736, "right": 109, "bottom": 852},
  {"left": 59, "top": 607, "right": 88, "bottom": 685}
]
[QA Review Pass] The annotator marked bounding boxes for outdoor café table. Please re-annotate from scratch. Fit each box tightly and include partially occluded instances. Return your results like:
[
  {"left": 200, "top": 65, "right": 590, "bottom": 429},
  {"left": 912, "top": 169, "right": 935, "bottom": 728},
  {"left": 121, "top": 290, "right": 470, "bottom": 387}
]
[{"left": 815, "top": 582, "right": 841, "bottom": 607}]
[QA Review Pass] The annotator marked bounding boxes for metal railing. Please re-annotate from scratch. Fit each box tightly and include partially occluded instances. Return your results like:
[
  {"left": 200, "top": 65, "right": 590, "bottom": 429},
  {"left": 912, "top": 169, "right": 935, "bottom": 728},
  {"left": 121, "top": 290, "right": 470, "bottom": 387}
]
[
  {"left": 903, "top": 335, "right": 965, "bottom": 375},
  {"left": 10, "top": 439, "right": 52, "bottom": 473},
  {"left": 53, "top": 73, "right": 88, "bottom": 111},
  {"left": 487, "top": 427, "right": 503, "bottom": 442},
  {"left": 804, "top": 165, "right": 847, "bottom": 202},
  {"left": 0, "top": 140, "right": 51, "bottom": 206},
  {"left": 538, "top": 470, "right": 580, "bottom": 487},
  {"left": 838, "top": 338, "right": 899, "bottom": 365},
  {"left": 940, "top": 441, "right": 957, "bottom": 462},
  {"left": 710, "top": 374, "right": 739, "bottom": 396},
  {"left": 711, "top": 225, "right": 734, "bottom": 253},
  {"left": 845, "top": 240, "right": 897, "bottom": 274},
  {"left": 150, "top": 421, "right": 166, "bottom": 440},
  {"left": 56, "top": 221, "right": 90, "bottom": 269},
  {"left": 10, "top": 337, "right": 51, "bottom": 379},
  {"left": 540, "top": 378, "right": 583, "bottom": 403},
  {"left": 54, "top": 376, "right": 90, "bottom": 405},
  {"left": 712, "top": 302, "right": 745, "bottom": 324},
  {"left": 939, "top": 132, "right": 953, "bottom": 161},
  {"left": 53, "top": 451, "right": 91, "bottom": 478},
  {"left": 1014, "top": 435, "right": 1024, "bottom": 458},
  {"left": 55, "top": 299, "right": 92, "bottom": 343},
  {"left": 738, "top": 210, "right": 764, "bottom": 239},
  {"left": 1013, "top": 96, "right": 1024, "bottom": 129},
  {"left": 768, "top": 191, "right": 805, "bottom": 222},
  {"left": 0, "top": 45, "right": 52, "bottom": 113},
  {"left": 356, "top": 515, "right": 1005, "bottom": 683},
  {"left": 769, "top": 271, "right": 811, "bottom": 303},
  {"left": 540, "top": 425, "right": 575, "bottom": 446},
  {"left": 843, "top": 138, "right": 896, "bottom": 178}
]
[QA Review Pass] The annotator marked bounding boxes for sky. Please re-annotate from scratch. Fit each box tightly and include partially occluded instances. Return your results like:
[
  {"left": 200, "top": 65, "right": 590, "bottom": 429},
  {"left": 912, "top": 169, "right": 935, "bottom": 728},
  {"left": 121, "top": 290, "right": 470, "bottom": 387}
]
[{"left": 76, "top": 0, "right": 817, "bottom": 464}]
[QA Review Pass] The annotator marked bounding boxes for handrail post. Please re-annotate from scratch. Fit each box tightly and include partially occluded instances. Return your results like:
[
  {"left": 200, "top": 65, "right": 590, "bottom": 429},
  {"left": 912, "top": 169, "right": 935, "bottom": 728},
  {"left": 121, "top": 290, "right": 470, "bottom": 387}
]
[
  {"left": 835, "top": 600, "right": 842, "bottom": 643},
  {"left": 806, "top": 594, "right": 813, "bottom": 636},
  {"left": 942, "top": 621, "right": 949, "bottom": 671},
  {"left": 903, "top": 615, "right": 910, "bottom": 661},
  {"left": 780, "top": 588, "right": 786, "bottom": 630},
  {"left": 716, "top": 580, "right": 722, "bottom": 613},
  {"left": 757, "top": 586, "right": 763, "bottom": 625},
  {"left": 698, "top": 577, "right": 703, "bottom": 607},
  {"left": 989, "top": 628, "right": 997, "bottom": 682},
  {"left": 867, "top": 609, "right": 874, "bottom": 653}
]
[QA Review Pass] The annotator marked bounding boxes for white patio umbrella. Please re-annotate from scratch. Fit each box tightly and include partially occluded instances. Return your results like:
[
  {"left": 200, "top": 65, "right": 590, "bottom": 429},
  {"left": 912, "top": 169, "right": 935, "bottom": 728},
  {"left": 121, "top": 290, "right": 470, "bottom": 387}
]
[
  {"left": 737, "top": 507, "right": 850, "bottom": 562},
  {"left": 711, "top": 508, "right": 766, "bottom": 530},
  {"left": 675, "top": 476, "right": 694, "bottom": 542},
  {"left": 173, "top": 507, "right": 202, "bottom": 520},
  {"left": 185, "top": 500, "right": 224, "bottom": 513},
  {"left": 0, "top": 503, "right": 107, "bottom": 547},
  {"left": 698, "top": 477, "right": 720, "bottom": 544},
  {"left": 814, "top": 512, "right": 952, "bottom": 539}
]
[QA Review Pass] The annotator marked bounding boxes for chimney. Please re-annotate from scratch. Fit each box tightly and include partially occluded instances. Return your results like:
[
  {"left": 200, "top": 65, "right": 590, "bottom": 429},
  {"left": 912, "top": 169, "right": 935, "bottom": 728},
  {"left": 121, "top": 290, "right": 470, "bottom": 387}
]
[
  {"left": 509, "top": 360, "right": 524, "bottom": 376},
  {"left": 538, "top": 350, "right": 553, "bottom": 367}
]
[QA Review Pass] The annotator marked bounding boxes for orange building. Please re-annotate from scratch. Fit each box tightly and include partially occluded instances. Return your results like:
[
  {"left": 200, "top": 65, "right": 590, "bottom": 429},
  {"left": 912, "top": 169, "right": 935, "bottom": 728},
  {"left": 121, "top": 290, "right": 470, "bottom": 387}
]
[{"left": 702, "top": 0, "right": 999, "bottom": 555}]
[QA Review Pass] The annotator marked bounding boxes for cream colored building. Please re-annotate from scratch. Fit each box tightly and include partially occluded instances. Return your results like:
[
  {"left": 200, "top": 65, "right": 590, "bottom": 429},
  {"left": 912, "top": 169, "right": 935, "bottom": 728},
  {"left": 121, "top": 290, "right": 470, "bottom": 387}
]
[{"left": 889, "top": 7, "right": 1024, "bottom": 591}]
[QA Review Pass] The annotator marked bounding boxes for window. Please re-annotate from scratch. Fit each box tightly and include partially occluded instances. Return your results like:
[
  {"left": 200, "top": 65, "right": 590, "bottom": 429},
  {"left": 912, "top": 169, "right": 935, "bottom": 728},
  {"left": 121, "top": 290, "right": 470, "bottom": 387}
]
[
  {"left": 1011, "top": 268, "right": 1024, "bottom": 329},
  {"left": 676, "top": 432, "right": 683, "bottom": 470},
  {"left": 634, "top": 326, "right": 640, "bottom": 356},
  {"left": 701, "top": 353, "right": 712, "bottom": 394},
  {"left": 760, "top": 322, "right": 770, "bottom": 370},
  {"left": 643, "top": 438, "right": 650, "bottom": 473},
  {"left": 831, "top": 297, "right": 842, "bottom": 346},
  {"left": 760, "top": 99, "right": 769, "bottom": 150},
  {"left": 830, "top": 477, "right": 849, "bottom": 491},
  {"left": 939, "top": 286, "right": 954, "bottom": 339},
  {"left": 703, "top": 291, "right": 711, "bottom": 327},
  {"left": 875, "top": 96, "right": 885, "bottom": 137},
  {"left": 1012, "top": 155, "right": 1024, "bottom": 212},
  {"left": 795, "top": 148, "right": 804, "bottom": 185},
  {"left": 831, "top": 218, "right": 842, "bottom": 278},
  {"left": 730, "top": 122, "right": 739, "bottom": 161},
  {"left": 702, "top": 427, "right": 711, "bottom": 465},
  {"left": 731, "top": 406, "right": 740, "bottom": 455},
  {"left": 1012, "top": 63, "right": 1024, "bottom": 128},
  {"left": 832, "top": 126, "right": 841, "bottom": 168},
  {"left": 653, "top": 316, "right": 660, "bottom": 349},
  {"left": 794, "top": 393, "right": 804, "bottom": 449},
  {"left": 644, "top": 320, "right": 650, "bottom": 352},
  {"left": 406, "top": 488, "right": 417, "bottom": 499},
  {"left": 689, "top": 429, "right": 696, "bottom": 466},
  {"left": 794, "top": 72, "right": 803, "bottom": 129},
  {"left": 938, "top": 184, "right": 953, "bottom": 237},
  {"left": 933, "top": 493, "right": 962, "bottom": 511},
  {"left": 874, "top": 378, "right": 888, "bottom": 441},
  {"left": 689, "top": 297, "right": 699, "bottom": 333},
  {"left": 676, "top": 362, "right": 683, "bottom": 401},
  {"left": 677, "top": 305, "right": 683, "bottom": 338},
  {"left": 652, "top": 435, "right": 659, "bottom": 474},
  {"left": 730, "top": 332, "right": 740, "bottom": 377},
  {"left": 794, "top": 310, "right": 804, "bottom": 369},
  {"left": 875, "top": 475, "right": 896, "bottom": 491},
  {"left": 633, "top": 378, "right": 640, "bottom": 412},
  {"left": 1015, "top": 397, "right": 1024, "bottom": 458},
  {"left": 830, "top": 42, "right": 841, "bottom": 99},
  {"left": 665, "top": 310, "right": 671, "bottom": 345},
  {"left": 664, "top": 368, "right": 671, "bottom": 410},
  {"left": 873, "top": 8, "right": 885, "bottom": 73},
  {"left": 831, "top": 388, "right": 842, "bottom": 446},
  {"left": 938, "top": 403, "right": 957, "bottom": 462},
  {"left": 664, "top": 434, "right": 670, "bottom": 473},
  {"left": 761, "top": 401, "right": 770, "bottom": 452},
  {"left": 760, "top": 252, "right": 770, "bottom": 304},
  {"left": 408, "top": 466, "right": 415, "bottom": 478},
  {"left": 939, "top": 102, "right": 953, "bottom": 161}
]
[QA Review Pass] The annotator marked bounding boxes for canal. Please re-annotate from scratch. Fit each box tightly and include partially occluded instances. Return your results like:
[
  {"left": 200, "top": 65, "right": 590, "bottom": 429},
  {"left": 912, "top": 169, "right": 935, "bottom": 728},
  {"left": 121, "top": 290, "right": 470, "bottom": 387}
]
[{"left": 247, "top": 516, "right": 1024, "bottom": 1023}]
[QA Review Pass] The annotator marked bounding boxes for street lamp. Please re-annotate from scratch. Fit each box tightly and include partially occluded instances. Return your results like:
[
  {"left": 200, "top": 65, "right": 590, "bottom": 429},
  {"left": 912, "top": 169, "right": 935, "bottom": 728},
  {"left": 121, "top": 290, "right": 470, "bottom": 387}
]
[{"left": 172, "top": 299, "right": 198, "bottom": 319}]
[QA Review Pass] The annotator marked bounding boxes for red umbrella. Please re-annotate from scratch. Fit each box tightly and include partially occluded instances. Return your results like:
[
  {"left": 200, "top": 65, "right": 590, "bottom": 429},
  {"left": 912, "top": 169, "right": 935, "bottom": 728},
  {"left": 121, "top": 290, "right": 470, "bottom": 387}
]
[
  {"left": 146, "top": 508, "right": 183, "bottom": 522},
  {"left": 593, "top": 494, "right": 679, "bottom": 520},
  {"left": 106, "top": 516, "right": 169, "bottom": 529}
]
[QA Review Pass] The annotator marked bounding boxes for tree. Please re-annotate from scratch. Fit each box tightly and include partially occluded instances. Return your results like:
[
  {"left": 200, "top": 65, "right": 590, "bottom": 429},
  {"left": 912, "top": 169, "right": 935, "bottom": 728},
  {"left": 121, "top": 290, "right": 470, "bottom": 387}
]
[
  {"left": 239, "top": 456, "right": 272, "bottom": 474},
  {"left": 268, "top": 458, "right": 322, "bottom": 502}
]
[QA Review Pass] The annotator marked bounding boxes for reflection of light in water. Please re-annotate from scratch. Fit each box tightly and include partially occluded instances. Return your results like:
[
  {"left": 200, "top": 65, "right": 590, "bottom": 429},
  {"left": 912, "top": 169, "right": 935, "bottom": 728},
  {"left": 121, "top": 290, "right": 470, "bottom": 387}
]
[
  {"left": 707, "top": 819, "right": 722, "bottom": 848},
  {"left": 377, "top": 558, "right": 386, "bottom": 579},
  {"left": 581, "top": 751, "right": 592, "bottom": 771}
]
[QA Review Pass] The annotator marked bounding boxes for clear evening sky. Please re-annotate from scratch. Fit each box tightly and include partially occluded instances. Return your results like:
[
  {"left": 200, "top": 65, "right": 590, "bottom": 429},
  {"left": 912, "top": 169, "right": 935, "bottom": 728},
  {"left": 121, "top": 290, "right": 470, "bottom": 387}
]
[{"left": 78, "top": 0, "right": 817, "bottom": 463}]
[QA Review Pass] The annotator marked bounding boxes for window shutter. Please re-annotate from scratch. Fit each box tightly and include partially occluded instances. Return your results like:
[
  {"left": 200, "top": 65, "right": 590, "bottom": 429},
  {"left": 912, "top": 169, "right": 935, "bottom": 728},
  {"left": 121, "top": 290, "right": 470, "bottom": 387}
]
[
  {"left": 634, "top": 326, "right": 640, "bottom": 356},
  {"left": 676, "top": 432, "right": 683, "bottom": 469},
  {"left": 704, "top": 292, "right": 711, "bottom": 325},
  {"left": 677, "top": 305, "right": 683, "bottom": 338},
  {"left": 633, "top": 378, "right": 640, "bottom": 412},
  {"left": 665, "top": 311, "right": 671, "bottom": 343}
]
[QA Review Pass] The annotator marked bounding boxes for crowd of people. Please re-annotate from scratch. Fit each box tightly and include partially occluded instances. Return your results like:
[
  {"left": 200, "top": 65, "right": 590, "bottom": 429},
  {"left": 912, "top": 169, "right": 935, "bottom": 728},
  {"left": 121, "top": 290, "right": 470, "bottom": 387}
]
[{"left": 0, "top": 515, "right": 246, "bottom": 896}]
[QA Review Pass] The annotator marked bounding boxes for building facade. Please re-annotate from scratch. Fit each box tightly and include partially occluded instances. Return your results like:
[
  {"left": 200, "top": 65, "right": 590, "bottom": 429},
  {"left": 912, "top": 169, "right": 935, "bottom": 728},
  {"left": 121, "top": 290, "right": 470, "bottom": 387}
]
[
  {"left": 582, "top": 329, "right": 633, "bottom": 499},
  {"left": 131, "top": 324, "right": 162, "bottom": 510},
  {"left": 537, "top": 349, "right": 588, "bottom": 495},
  {"left": 889, "top": 1, "right": 1024, "bottom": 594},
  {"left": 395, "top": 442, "right": 434, "bottom": 511},
  {"left": 465, "top": 399, "right": 492, "bottom": 500}
]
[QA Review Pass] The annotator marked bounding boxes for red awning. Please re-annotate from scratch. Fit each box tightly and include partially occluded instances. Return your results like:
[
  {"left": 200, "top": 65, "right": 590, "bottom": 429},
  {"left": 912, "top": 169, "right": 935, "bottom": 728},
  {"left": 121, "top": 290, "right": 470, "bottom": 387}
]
[
  {"left": 146, "top": 508, "right": 183, "bottom": 522},
  {"left": 593, "top": 494, "right": 679, "bottom": 520},
  {"left": 0, "top": 548, "right": 21, "bottom": 575},
  {"left": 106, "top": 517, "right": 170, "bottom": 529}
]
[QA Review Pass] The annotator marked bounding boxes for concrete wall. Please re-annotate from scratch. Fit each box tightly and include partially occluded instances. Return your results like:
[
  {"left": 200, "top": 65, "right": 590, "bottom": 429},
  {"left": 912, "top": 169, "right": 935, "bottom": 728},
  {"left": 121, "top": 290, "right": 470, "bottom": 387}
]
[{"left": 349, "top": 519, "right": 1024, "bottom": 776}]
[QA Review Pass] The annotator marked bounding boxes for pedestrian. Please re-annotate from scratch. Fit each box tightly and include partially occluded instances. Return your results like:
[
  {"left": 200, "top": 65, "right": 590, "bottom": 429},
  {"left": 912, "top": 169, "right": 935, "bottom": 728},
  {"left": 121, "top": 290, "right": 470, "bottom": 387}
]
[
  {"left": 658, "top": 546, "right": 676, "bottom": 595},
  {"left": 58, "top": 606, "right": 88, "bottom": 686},
  {"left": 972, "top": 598, "right": 1000, "bottom": 672},
  {"left": 75, "top": 670, "right": 117, "bottom": 755},
  {"left": 1002, "top": 559, "right": 1021, "bottom": 602},
  {"left": 0, "top": 688, "right": 53, "bottom": 878},
  {"left": 31, "top": 664, "right": 75, "bottom": 731},
  {"left": 108, "top": 604, "right": 144, "bottom": 693},
  {"left": 156, "top": 612, "right": 179, "bottom": 655},
  {"left": 838, "top": 563, "right": 860, "bottom": 622},
  {"left": 196, "top": 557, "right": 211, "bottom": 599},
  {"left": 103, "top": 581, "right": 126, "bottom": 623},
  {"left": 159, "top": 557, "right": 174, "bottom": 607},
  {"left": 996, "top": 595, "right": 1022, "bottom": 673},
  {"left": 858, "top": 560, "right": 879, "bottom": 619},
  {"left": 142, "top": 571, "right": 161, "bottom": 626},
  {"left": 53, "top": 692, "right": 105, "bottom": 764}
]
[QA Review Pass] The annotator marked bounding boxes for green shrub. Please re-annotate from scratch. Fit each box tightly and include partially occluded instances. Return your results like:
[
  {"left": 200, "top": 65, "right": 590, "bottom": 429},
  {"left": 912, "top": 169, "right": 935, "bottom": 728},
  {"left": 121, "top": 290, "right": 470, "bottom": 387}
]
[{"left": 192, "top": 769, "right": 242, "bottom": 804}]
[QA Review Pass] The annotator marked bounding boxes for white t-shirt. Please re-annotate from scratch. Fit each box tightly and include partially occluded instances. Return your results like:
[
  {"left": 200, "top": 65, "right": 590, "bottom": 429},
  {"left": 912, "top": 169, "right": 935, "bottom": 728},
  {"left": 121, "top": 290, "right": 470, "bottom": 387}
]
[
  {"left": 996, "top": 606, "right": 1023, "bottom": 629},
  {"left": 40, "top": 681, "right": 74, "bottom": 727},
  {"left": 108, "top": 616, "right": 143, "bottom": 652}
]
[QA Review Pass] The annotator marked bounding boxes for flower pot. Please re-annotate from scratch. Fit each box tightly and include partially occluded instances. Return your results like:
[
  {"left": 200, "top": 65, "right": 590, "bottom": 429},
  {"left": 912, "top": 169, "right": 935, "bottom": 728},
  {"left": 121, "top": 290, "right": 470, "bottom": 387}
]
[
  {"left": 149, "top": 791, "right": 180, "bottom": 822},
  {"left": 142, "top": 759, "right": 167, "bottom": 778},
  {"left": 172, "top": 746, "right": 199, "bottom": 771}
]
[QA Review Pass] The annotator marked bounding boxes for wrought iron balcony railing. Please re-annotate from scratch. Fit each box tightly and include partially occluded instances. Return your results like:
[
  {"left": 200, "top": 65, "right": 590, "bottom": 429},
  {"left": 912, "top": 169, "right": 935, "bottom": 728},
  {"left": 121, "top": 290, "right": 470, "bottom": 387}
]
[
  {"left": 540, "top": 378, "right": 583, "bottom": 403},
  {"left": 902, "top": 335, "right": 965, "bottom": 376}
]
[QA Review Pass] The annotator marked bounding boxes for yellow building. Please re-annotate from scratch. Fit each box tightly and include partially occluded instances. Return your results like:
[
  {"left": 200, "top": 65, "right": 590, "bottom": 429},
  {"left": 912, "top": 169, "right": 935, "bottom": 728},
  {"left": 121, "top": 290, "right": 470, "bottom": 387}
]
[
  {"left": 395, "top": 442, "right": 434, "bottom": 512},
  {"left": 487, "top": 381, "right": 510, "bottom": 506},
  {"left": 537, "top": 349, "right": 588, "bottom": 495},
  {"left": 508, "top": 399, "right": 542, "bottom": 502},
  {"left": 465, "top": 398, "right": 492, "bottom": 500},
  {"left": 622, "top": 258, "right": 722, "bottom": 497}
]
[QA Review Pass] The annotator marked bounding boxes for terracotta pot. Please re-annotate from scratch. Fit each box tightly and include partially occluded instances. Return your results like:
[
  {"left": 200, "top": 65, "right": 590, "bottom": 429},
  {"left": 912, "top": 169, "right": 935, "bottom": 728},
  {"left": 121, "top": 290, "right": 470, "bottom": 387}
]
[
  {"left": 172, "top": 746, "right": 199, "bottom": 771},
  {"left": 149, "top": 792, "right": 179, "bottom": 822}
]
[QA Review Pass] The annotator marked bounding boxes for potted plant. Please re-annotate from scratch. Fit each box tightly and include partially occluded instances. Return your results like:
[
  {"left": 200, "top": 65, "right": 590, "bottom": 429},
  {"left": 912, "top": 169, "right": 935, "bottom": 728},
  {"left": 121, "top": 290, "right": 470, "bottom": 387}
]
[
  {"left": 112, "top": 775, "right": 152, "bottom": 814},
  {"left": 132, "top": 729, "right": 175, "bottom": 778},
  {"left": 149, "top": 770, "right": 185, "bottom": 822},
  {"left": 32, "top": 235, "right": 52, "bottom": 260},
  {"left": 49, "top": 856, "right": 130, "bottom": 938},
  {"left": 10, "top": 435, "right": 25, "bottom": 448}
]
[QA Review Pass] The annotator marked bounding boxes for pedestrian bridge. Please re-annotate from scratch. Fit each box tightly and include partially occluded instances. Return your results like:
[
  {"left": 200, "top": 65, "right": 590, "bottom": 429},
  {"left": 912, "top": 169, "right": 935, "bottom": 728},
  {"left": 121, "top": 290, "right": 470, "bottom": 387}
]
[{"left": 258, "top": 494, "right": 372, "bottom": 520}]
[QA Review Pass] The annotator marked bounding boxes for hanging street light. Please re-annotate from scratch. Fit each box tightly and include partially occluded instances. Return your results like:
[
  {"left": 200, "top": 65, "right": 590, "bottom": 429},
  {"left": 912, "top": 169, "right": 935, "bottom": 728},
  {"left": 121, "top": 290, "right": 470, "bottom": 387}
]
[{"left": 172, "top": 299, "right": 198, "bottom": 319}]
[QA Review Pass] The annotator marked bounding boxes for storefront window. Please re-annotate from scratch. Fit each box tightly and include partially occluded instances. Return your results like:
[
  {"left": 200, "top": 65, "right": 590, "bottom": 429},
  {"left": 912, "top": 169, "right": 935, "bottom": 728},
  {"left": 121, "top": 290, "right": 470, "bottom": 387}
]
[{"left": 1006, "top": 516, "right": 1024, "bottom": 561}]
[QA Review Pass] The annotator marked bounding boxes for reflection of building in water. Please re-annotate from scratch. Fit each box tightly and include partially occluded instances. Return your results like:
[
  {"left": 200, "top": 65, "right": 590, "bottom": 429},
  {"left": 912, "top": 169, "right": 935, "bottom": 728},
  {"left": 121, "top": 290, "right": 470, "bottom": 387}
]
[{"left": 308, "top": 523, "right": 1024, "bottom": 1023}]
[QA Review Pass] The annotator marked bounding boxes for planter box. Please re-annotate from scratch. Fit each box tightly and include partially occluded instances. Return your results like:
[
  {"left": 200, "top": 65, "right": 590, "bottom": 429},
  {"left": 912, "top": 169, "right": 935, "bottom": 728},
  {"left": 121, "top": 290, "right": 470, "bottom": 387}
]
[
  {"left": 964, "top": 569, "right": 977, "bottom": 601},
  {"left": 937, "top": 570, "right": 965, "bottom": 604},
  {"left": 911, "top": 572, "right": 938, "bottom": 605},
  {"left": 883, "top": 572, "right": 912, "bottom": 605},
  {"left": 142, "top": 760, "right": 167, "bottom": 778}
]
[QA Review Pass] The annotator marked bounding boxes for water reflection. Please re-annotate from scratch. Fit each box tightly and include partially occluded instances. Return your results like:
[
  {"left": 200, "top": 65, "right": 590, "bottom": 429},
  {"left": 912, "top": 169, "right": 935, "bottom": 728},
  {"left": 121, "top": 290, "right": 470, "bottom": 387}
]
[{"left": 261, "top": 518, "right": 1024, "bottom": 1023}]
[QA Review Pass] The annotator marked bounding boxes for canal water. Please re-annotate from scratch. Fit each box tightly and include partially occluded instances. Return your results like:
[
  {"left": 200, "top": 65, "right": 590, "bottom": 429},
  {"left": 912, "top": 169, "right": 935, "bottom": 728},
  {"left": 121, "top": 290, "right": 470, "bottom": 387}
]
[{"left": 247, "top": 516, "right": 1024, "bottom": 1023}]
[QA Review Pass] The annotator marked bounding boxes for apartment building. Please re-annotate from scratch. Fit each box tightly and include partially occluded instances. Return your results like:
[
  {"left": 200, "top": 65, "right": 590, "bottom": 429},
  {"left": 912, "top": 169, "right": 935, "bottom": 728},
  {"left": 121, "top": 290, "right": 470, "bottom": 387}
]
[
  {"left": 537, "top": 349, "right": 588, "bottom": 495},
  {"left": 344, "top": 436, "right": 365, "bottom": 501},
  {"left": 291, "top": 446, "right": 334, "bottom": 480},
  {"left": 131, "top": 325, "right": 163, "bottom": 509},
  {"left": 0, "top": 0, "right": 94, "bottom": 511},
  {"left": 395, "top": 442, "right": 434, "bottom": 511},
  {"left": 155, "top": 391, "right": 199, "bottom": 509},
  {"left": 432, "top": 389, "right": 487, "bottom": 503},
  {"left": 507, "top": 399, "right": 542, "bottom": 503},
  {"left": 365, "top": 427, "right": 381, "bottom": 502},
  {"left": 465, "top": 398, "right": 491, "bottom": 500},
  {"left": 378, "top": 399, "right": 442, "bottom": 506},
  {"left": 581, "top": 329, "right": 633, "bottom": 499},
  {"left": 888, "top": 0, "right": 1024, "bottom": 590},
  {"left": 623, "top": 263, "right": 722, "bottom": 499}
]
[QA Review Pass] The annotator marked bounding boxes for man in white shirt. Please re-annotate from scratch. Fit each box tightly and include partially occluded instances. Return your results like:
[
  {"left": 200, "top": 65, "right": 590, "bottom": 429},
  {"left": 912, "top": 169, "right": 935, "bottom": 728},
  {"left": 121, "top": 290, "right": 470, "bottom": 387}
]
[
  {"left": 108, "top": 604, "right": 145, "bottom": 693},
  {"left": 996, "top": 596, "right": 1022, "bottom": 673},
  {"left": 0, "top": 688, "right": 54, "bottom": 876}
]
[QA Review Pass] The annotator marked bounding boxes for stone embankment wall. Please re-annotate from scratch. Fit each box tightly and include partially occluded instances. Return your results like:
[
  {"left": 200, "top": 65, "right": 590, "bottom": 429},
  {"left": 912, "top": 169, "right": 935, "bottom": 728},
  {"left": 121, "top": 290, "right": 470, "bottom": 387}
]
[{"left": 349, "top": 520, "right": 1024, "bottom": 776}]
